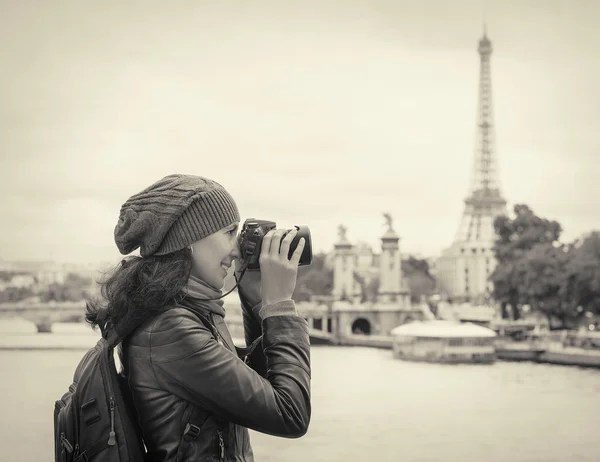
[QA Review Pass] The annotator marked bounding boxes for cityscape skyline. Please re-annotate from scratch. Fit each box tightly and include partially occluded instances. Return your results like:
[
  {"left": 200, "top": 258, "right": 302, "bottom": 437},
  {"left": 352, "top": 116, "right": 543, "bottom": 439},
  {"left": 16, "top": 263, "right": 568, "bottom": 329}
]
[{"left": 1, "top": 1, "right": 598, "bottom": 265}]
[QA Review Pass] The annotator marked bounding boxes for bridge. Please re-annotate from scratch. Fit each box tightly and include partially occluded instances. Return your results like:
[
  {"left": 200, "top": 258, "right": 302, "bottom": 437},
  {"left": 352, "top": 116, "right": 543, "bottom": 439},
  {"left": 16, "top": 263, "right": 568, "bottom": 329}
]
[
  {"left": 0, "top": 300, "right": 337, "bottom": 342},
  {"left": 0, "top": 296, "right": 427, "bottom": 348},
  {"left": 0, "top": 301, "right": 87, "bottom": 333},
  {"left": 294, "top": 299, "right": 427, "bottom": 346}
]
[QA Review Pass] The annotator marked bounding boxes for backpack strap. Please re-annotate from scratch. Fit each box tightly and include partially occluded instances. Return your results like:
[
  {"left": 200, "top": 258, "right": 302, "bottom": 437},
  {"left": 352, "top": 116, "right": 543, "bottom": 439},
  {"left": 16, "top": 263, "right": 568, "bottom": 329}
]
[
  {"left": 97, "top": 306, "right": 226, "bottom": 448},
  {"left": 74, "top": 438, "right": 109, "bottom": 462},
  {"left": 178, "top": 306, "right": 220, "bottom": 343},
  {"left": 103, "top": 322, "right": 133, "bottom": 349},
  {"left": 173, "top": 305, "right": 240, "bottom": 443},
  {"left": 235, "top": 335, "right": 263, "bottom": 362},
  {"left": 105, "top": 329, "right": 120, "bottom": 348},
  {"left": 176, "top": 304, "right": 263, "bottom": 362},
  {"left": 95, "top": 305, "right": 132, "bottom": 349},
  {"left": 181, "top": 405, "right": 211, "bottom": 444}
]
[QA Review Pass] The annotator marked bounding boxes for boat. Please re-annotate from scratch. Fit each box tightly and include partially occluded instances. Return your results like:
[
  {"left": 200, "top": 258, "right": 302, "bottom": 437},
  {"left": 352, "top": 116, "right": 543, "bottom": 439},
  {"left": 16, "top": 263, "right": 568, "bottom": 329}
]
[
  {"left": 390, "top": 320, "right": 497, "bottom": 364},
  {"left": 494, "top": 341, "right": 546, "bottom": 362},
  {"left": 495, "top": 328, "right": 600, "bottom": 368}
]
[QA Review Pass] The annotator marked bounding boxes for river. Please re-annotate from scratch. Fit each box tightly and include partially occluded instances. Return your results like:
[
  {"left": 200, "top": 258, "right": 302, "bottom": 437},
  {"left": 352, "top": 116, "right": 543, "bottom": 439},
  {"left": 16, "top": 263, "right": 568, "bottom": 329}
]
[{"left": 0, "top": 320, "right": 599, "bottom": 461}]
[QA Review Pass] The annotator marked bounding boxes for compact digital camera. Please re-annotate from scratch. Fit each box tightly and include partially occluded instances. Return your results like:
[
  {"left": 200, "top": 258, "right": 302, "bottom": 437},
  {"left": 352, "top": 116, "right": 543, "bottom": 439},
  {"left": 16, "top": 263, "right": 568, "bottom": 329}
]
[{"left": 238, "top": 218, "right": 312, "bottom": 271}]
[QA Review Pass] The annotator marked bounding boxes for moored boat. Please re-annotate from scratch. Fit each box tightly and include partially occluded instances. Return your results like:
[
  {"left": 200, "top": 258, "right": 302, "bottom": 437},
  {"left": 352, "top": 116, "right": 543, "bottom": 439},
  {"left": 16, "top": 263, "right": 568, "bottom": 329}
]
[
  {"left": 390, "top": 320, "right": 497, "bottom": 364},
  {"left": 495, "top": 328, "right": 600, "bottom": 368}
]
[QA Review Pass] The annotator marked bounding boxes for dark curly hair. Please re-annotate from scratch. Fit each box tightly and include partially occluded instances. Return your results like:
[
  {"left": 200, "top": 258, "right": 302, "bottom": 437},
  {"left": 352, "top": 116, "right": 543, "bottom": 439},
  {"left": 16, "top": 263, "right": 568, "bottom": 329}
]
[{"left": 85, "top": 248, "right": 193, "bottom": 336}]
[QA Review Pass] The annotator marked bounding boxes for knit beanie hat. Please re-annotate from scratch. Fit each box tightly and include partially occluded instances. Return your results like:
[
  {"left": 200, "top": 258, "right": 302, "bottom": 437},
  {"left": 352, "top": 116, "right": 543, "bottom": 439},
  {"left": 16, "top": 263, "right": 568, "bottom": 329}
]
[{"left": 114, "top": 174, "right": 240, "bottom": 257}]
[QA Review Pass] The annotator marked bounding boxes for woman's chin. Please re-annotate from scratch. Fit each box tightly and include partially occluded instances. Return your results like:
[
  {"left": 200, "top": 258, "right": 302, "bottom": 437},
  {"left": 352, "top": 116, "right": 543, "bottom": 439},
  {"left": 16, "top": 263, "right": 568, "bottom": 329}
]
[{"left": 211, "top": 277, "right": 226, "bottom": 291}]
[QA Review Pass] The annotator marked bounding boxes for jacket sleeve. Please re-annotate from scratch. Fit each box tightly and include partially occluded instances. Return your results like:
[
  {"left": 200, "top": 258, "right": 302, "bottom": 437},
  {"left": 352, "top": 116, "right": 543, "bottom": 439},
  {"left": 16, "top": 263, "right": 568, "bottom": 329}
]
[
  {"left": 238, "top": 292, "right": 268, "bottom": 377},
  {"left": 150, "top": 307, "right": 311, "bottom": 438}
]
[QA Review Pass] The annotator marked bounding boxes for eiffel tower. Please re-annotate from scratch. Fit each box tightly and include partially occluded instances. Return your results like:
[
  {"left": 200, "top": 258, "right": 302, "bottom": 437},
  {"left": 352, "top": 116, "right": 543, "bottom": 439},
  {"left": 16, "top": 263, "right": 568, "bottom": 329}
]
[{"left": 437, "top": 29, "right": 508, "bottom": 303}]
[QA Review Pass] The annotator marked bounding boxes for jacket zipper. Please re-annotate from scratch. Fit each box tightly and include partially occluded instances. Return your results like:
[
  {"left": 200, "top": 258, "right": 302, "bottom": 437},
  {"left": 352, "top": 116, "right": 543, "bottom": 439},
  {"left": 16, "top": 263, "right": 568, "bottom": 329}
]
[
  {"left": 108, "top": 397, "right": 116, "bottom": 445},
  {"left": 218, "top": 429, "right": 225, "bottom": 461},
  {"left": 99, "top": 355, "right": 119, "bottom": 449},
  {"left": 205, "top": 314, "right": 229, "bottom": 461},
  {"left": 61, "top": 433, "right": 74, "bottom": 454},
  {"left": 56, "top": 400, "right": 75, "bottom": 461},
  {"left": 59, "top": 405, "right": 74, "bottom": 459},
  {"left": 209, "top": 313, "right": 225, "bottom": 347},
  {"left": 55, "top": 400, "right": 65, "bottom": 462}
]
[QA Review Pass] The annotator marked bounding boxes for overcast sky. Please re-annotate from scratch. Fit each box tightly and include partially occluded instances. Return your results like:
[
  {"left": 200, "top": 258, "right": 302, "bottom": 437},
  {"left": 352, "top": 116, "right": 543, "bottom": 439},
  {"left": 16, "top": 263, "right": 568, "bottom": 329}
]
[{"left": 0, "top": 0, "right": 598, "bottom": 265}]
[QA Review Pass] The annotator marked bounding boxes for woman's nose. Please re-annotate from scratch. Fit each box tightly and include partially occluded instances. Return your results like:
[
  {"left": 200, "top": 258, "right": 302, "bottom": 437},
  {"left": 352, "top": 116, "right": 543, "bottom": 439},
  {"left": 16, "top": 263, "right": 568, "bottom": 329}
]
[{"left": 231, "top": 241, "right": 241, "bottom": 260}]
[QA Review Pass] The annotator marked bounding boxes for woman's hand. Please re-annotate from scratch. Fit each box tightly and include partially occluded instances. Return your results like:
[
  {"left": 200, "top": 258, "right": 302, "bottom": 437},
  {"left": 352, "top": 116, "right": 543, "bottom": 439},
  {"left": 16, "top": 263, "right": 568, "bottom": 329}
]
[
  {"left": 259, "top": 228, "right": 305, "bottom": 306},
  {"left": 235, "top": 259, "right": 262, "bottom": 308}
]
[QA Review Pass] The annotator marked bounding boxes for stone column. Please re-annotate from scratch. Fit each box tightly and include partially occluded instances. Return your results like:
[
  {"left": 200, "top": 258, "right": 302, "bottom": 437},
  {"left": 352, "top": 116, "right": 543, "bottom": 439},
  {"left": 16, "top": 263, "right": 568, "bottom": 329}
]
[
  {"left": 378, "top": 214, "right": 402, "bottom": 303},
  {"left": 332, "top": 225, "right": 355, "bottom": 300}
]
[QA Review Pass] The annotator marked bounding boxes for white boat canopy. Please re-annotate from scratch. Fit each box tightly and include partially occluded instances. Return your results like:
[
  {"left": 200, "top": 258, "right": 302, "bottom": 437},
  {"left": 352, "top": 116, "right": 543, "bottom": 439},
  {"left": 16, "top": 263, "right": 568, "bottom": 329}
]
[{"left": 390, "top": 320, "right": 497, "bottom": 338}]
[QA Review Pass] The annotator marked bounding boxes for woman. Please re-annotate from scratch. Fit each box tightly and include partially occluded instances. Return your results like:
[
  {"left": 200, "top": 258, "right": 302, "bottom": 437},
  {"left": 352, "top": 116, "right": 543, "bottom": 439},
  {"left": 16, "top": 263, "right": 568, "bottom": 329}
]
[{"left": 86, "top": 174, "right": 311, "bottom": 461}]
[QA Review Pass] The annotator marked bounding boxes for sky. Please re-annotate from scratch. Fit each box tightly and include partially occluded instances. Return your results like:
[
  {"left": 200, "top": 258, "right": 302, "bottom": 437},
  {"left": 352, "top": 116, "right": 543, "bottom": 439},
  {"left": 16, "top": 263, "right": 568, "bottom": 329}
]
[{"left": 0, "top": 0, "right": 598, "bottom": 265}]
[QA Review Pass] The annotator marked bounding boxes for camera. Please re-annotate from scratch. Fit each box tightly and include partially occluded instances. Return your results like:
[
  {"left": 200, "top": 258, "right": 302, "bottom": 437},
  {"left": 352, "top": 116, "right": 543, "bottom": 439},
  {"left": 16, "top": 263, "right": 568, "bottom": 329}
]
[{"left": 238, "top": 218, "right": 312, "bottom": 271}]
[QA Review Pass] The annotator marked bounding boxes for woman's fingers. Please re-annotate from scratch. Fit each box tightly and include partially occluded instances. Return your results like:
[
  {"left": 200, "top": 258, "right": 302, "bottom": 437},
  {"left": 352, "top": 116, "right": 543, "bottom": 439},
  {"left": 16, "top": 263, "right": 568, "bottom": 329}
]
[
  {"left": 260, "top": 228, "right": 302, "bottom": 267},
  {"left": 289, "top": 237, "right": 306, "bottom": 267},
  {"left": 268, "top": 229, "right": 286, "bottom": 256},
  {"left": 260, "top": 230, "right": 274, "bottom": 259},
  {"left": 279, "top": 228, "right": 298, "bottom": 261}
]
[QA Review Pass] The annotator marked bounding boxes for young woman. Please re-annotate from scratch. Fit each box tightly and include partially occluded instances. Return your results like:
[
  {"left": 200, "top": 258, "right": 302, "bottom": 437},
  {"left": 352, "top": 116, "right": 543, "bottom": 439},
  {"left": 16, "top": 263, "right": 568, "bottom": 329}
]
[{"left": 86, "top": 174, "right": 311, "bottom": 461}]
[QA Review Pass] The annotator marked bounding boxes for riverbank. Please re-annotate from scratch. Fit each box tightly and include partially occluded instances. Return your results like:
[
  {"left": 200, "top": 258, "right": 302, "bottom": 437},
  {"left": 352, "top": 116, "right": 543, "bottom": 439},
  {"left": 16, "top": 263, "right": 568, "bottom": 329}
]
[
  {"left": 327, "top": 332, "right": 600, "bottom": 369},
  {"left": 495, "top": 341, "right": 600, "bottom": 368},
  {"left": 2, "top": 319, "right": 600, "bottom": 369}
]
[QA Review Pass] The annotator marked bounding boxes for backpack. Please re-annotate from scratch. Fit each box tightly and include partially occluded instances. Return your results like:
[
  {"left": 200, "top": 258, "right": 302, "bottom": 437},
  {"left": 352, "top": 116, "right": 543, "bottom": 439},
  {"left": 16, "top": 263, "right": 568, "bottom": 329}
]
[
  {"left": 53, "top": 318, "right": 148, "bottom": 462},
  {"left": 54, "top": 307, "right": 262, "bottom": 462}
]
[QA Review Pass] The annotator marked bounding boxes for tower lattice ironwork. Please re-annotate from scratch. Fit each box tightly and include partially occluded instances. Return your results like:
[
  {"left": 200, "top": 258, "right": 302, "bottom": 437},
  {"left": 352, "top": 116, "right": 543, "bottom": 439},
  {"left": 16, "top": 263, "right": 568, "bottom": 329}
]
[{"left": 453, "top": 29, "right": 507, "bottom": 244}]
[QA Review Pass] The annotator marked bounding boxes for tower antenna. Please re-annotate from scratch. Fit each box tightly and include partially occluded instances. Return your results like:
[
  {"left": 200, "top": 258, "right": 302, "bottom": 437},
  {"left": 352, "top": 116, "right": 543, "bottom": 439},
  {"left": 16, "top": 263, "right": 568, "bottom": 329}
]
[{"left": 482, "top": 0, "right": 488, "bottom": 36}]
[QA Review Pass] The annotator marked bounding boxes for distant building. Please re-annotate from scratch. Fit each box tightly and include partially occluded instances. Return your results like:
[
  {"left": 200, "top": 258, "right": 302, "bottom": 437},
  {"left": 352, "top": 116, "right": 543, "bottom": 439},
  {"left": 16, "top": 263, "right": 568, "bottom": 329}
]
[
  {"left": 0, "top": 260, "right": 105, "bottom": 291},
  {"left": 10, "top": 274, "right": 36, "bottom": 288}
]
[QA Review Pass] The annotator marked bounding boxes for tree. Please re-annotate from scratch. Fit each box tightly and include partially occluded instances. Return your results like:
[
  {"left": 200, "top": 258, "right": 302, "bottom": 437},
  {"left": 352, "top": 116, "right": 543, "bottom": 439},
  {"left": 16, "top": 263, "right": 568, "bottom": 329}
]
[
  {"left": 292, "top": 253, "right": 334, "bottom": 301},
  {"left": 490, "top": 259, "right": 523, "bottom": 319},
  {"left": 491, "top": 203, "right": 600, "bottom": 326},
  {"left": 38, "top": 272, "right": 94, "bottom": 302},
  {"left": 491, "top": 204, "right": 563, "bottom": 320},
  {"left": 564, "top": 232, "right": 600, "bottom": 315},
  {"left": 352, "top": 271, "right": 379, "bottom": 303},
  {"left": 352, "top": 272, "right": 368, "bottom": 303},
  {"left": 0, "top": 286, "right": 34, "bottom": 303},
  {"left": 365, "top": 275, "right": 380, "bottom": 303},
  {"left": 0, "top": 271, "right": 22, "bottom": 281},
  {"left": 493, "top": 204, "right": 562, "bottom": 259},
  {"left": 286, "top": 253, "right": 438, "bottom": 304},
  {"left": 519, "top": 242, "right": 575, "bottom": 328},
  {"left": 401, "top": 257, "right": 437, "bottom": 303}
]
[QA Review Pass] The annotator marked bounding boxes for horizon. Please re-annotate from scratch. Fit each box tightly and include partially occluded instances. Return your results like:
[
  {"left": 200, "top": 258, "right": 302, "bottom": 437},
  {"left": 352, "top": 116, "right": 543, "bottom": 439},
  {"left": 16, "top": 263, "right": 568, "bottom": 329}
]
[{"left": 1, "top": 222, "right": 594, "bottom": 268}]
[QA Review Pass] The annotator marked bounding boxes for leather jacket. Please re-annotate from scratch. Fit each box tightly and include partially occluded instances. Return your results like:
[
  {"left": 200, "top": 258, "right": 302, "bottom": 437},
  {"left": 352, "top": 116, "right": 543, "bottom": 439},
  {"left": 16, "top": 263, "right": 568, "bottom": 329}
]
[{"left": 120, "top": 297, "right": 311, "bottom": 462}]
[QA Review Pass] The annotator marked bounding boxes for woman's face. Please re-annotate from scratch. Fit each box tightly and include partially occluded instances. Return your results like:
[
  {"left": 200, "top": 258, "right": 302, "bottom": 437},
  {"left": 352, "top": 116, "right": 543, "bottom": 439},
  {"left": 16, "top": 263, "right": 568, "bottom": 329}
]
[{"left": 190, "top": 222, "right": 241, "bottom": 289}]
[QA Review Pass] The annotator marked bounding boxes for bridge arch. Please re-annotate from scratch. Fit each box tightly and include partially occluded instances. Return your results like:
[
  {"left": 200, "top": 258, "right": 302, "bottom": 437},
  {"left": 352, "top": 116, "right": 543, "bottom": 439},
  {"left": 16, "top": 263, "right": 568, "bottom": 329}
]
[{"left": 351, "top": 317, "right": 372, "bottom": 335}]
